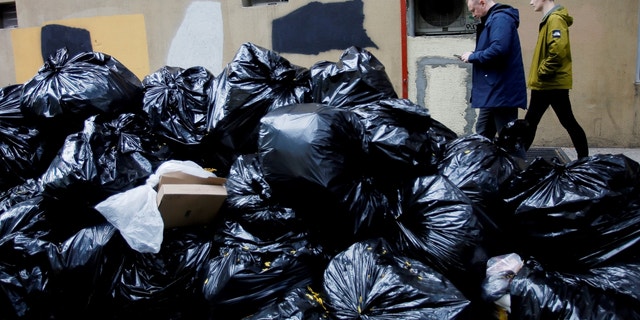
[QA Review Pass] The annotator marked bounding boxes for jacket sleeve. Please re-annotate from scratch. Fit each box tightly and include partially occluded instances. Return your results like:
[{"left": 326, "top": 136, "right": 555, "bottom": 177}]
[
  {"left": 538, "top": 15, "right": 569, "bottom": 77},
  {"left": 469, "top": 14, "right": 515, "bottom": 64}
]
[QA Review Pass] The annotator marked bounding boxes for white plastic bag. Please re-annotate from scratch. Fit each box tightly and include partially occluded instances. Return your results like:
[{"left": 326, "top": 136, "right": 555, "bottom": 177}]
[{"left": 94, "top": 160, "right": 216, "bottom": 253}]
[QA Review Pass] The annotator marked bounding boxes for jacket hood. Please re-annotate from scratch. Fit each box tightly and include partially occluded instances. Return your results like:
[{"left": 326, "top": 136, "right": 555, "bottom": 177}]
[
  {"left": 490, "top": 3, "right": 521, "bottom": 27},
  {"left": 544, "top": 5, "right": 573, "bottom": 27}
]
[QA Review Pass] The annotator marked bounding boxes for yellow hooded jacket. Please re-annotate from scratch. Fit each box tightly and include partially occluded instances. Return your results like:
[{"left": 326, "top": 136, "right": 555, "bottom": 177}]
[{"left": 527, "top": 5, "right": 573, "bottom": 90}]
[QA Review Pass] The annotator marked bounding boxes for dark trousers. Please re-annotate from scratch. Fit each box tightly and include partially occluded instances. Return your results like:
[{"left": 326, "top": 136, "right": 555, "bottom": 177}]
[
  {"left": 475, "top": 107, "right": 519, "bottom": 140},
  {"left": 524, "top": 89, "right": 589, "bottom": 158}
]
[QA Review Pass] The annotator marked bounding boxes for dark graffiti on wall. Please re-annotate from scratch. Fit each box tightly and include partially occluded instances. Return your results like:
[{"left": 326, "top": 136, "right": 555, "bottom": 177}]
[
  {"left": 41, "top": 24, "right": 93, "bottom": 60},
  {"left": 272, "top": 0, "right": 378, "bottom": 55}
]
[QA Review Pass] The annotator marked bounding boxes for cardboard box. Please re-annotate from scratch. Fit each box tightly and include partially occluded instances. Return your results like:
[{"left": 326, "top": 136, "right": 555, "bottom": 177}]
[{"left": 156, "top": 171, "right": 227, "bottom": 228}]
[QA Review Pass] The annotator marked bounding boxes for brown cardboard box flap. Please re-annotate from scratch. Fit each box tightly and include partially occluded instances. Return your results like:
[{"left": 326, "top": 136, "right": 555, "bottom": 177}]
[{"left": 156, "top": 172, "right": 227, "bottom": 228}]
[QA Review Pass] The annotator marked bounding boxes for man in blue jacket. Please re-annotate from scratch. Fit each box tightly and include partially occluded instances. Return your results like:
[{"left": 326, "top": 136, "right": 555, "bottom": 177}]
[{"left": 459, "top": 0, "right": 527, "bottom": 141}]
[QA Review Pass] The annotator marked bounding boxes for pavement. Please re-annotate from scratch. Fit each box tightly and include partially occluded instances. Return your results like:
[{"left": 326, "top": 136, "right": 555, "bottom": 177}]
[
  {"left": 523, "top": 146, "right": 640, "bottom": 164},
  {"left": 560, "top": 147, "right": 640, "bottom": 163}
]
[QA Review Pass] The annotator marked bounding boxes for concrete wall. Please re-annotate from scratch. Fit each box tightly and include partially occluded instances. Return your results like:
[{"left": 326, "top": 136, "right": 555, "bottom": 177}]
[
  {"left": 0, "top": 0, "right": 638, "bottom": 148},
  {"left": 1, "top": 0, "right": 402, "bottom": 93}
]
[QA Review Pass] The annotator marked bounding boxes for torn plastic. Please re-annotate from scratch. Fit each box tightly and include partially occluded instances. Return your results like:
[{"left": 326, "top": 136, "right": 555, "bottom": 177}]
[{"left": 481, "top": 253, "right": 524, "bottom": 312}]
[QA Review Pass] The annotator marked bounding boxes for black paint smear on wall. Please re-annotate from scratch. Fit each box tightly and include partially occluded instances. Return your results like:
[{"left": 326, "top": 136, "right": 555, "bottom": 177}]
[
  {"left": 272, "top": 0, "right": 378, "bottom": 55},
  {"left": 41, "top": 24, "right": 93, "bottom": 60}
]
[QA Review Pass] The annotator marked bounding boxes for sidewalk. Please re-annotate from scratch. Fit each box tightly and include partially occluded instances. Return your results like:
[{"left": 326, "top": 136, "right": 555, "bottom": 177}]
[
  {"left": 561, "top": 147, "right": 640, "bottom": 163},
  {"left": 524, "top": 147, "right": 640, "bottom": 164}
]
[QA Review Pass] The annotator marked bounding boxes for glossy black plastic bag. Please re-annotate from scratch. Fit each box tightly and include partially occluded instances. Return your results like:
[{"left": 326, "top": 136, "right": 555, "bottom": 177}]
[
  {"left": 509, "top": 258, "right": 640, "bottom": 319},
  {"left": 438, "top": 134, "right": 521, "bottom": 211},
  {"left": 494, "top": 119, "right": 529, "bottom": 160},
  {"left": 0, "top": 196, "right": 120, "bottom": 319},
  {"left": 346, "top": 98, "right": 456, "bottom": 180},
  {"left": 389, "top": 174, "right": 488, "bottom": 300},
  {"left": 41, "top": 112, "right": 171, "bottom": 205},
  {"left": 243, "top": 286, "right": 327, "bottom": 320},
  {"left": 224, "top": 153, "right": 304, "bottom": 240},
  {"left": 259, "top": 103, "right": 365, "bottom": 199},
  {"left": 204, "top": 42, "right": 311, "bottom": 175},
  {"left": 310, "top": 46, "right": 397, "bottom": 107},
  {"left": 202, "top": 220, "right": 327, "bottom": 318},
  {"left": 20, "top": 47, "right": 143, "bottom": 124},
  {"left": 108, "top": 227, "right": 215, "bottom": 319},
  {"left": 142, "top": 65, "right": 213, "bottom": 147},
  {"left": 0, "top": 84, "right": 48, "bottom": 191},
  {"left": 503, "top": 154, "right": 640, "bottom": 269},
  {"left": 322, "top": 238, "right": 471, "bottom": 319},
  {"left": 258, "top": 103, "right": 366, "bottom": 251}
]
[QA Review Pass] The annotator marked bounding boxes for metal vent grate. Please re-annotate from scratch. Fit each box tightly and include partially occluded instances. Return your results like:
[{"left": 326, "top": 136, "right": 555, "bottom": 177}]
[{"left": 526, "top": 147, "right": 572, "bottom": 164}]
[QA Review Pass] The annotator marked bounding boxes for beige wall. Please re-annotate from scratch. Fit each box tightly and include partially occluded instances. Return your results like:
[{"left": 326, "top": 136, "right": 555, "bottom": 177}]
[
  {"left": 219, "top": 0, "right": 403, "bottom": 95},
  {"left": 0, "top": 0, "right": 638, "bottom": 148},
  {"left": 1, "top": 0, "right": 402, "bottom": 95}
]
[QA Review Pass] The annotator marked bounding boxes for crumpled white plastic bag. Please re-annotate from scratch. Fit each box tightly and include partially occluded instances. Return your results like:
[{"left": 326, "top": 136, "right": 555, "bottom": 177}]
[{"left": 94, "top": 160, "right": 216, "bottom": 253}]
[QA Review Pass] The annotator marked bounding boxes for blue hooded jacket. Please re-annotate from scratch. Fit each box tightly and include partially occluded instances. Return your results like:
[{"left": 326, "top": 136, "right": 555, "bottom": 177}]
[{"left": 468, "top": 3, "right": 527, "bottom": 109}]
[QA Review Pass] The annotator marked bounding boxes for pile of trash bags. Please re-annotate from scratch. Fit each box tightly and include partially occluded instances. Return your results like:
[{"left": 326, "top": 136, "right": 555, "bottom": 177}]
[{"left": 1, "top": 42, "right": 640, "bottom": 320}]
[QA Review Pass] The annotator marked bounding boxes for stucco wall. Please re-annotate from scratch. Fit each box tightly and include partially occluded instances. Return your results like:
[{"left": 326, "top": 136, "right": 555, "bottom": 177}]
[
  {"left": 6, "top": 0, "right": 222, "bottom": 81},
  {"left": 1, "top": 0, "right": 401, "bottom": 94},
  {"left": 219, "top": 0, "right": 402, "bottom": 95},
  {"left": 0, "top": 29, "right": 14, "bottom": 87}
]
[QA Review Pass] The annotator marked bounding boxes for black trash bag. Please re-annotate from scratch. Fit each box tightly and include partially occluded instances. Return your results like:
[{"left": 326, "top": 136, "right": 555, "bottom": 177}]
[
  {"left": 310, "top": 46, "right": 397, "bottom": 107},
  {"left": 503, "top": 154, "right": 640, "bottom": 269},
  {"left": 437, "top": 134, "right": 521, "bottom": 244},
  {"left": 203, "top": 42, "right": 311, "bottom": 175},
  {"left": 108, "top": 226, "right": 215, "bottom": 319},
  {"left": 243, "top": 286, "right": 328, "bottom": 320},
  {"left": 502, "top": 156, "right": 559, "bottom": 201},
  {"left": 41, "top": 112, "right": 171, "bottom": 206},
  {"left": 322, "top": 238, "right": 471, "bottom": 319},
  {"left": 259, "top": 103, "right": 365, "bottom": 199},
  {"left": 339, "top": 176, "right": 397, "bottom": 243},
  {"left": 142, "top": 65, "right": 213, "bottom": 159},
  {"left": 0, "top": 196, "right": 120, "bottom": 319},
  {"left": 0, "top": 178, "right": 44, "bottom": 214},
  {"left": 0, "top": 84, "right": 49, "bottom": 191},
  {"left": 346, "top": 98, "right": 456, "bottom": 181},
  {"left": 224, "top": 153, "right": 305, "bottom": 240},
  {"left": 509, "top": 258, "right": 640, "bottom": 320},
  {"left": 20, "top": 47, "right": 143, "bottom": 129},
  {"left": 494, "top": 119, "right": 529, "bottom": 161},
  {"left": 389, "top": 174, "right": 489, "bottom": 300},
  {"left": 426, "top": 117, "right": 460, "bottom": 165},
  {"left": 258, "top": 103, "right": 366, "bottom": 252},
  {"left": 201, "top": 220, "right": 328, "bottom": 319}
]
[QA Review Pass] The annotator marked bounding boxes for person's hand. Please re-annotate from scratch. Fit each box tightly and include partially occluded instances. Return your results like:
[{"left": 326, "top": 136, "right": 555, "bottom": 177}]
[{"left": 460, "top": 51, "right": 473, "bottom": 63}]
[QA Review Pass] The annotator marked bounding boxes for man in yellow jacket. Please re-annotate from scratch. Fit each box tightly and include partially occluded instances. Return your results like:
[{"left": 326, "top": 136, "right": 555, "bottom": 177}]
[{"left": 523, "top": 0, "right": 589, "bottom": 159}]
